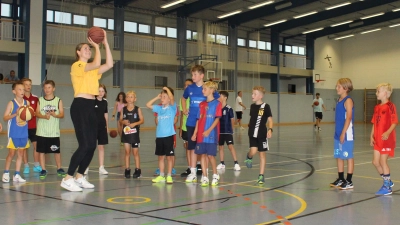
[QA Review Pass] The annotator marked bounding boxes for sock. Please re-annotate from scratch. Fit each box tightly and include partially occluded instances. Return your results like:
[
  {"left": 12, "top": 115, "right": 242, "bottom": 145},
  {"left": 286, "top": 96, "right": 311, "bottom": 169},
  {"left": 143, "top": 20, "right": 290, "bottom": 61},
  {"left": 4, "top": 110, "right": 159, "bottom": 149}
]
[
  {"left": 160, "top": 172, "right": 164, "bottom": 177},
  {"left": 346, "top": 173, "right": 353, "bottom": 182},
  {"left": 34, "top": 162, "right": 40, "bottom": 167},
  {"left": 247, "top": 154, "right": 252, "bottom": 160},
  {"left": 338, "top": 172, "right": 345, "bottom": 181},
  {"left": 15, "top": 171, "right": 20, "bottom": 175},
  {"left": 4, "top": 170, "right": 9, "bottom": 173},
  {"left": 220, "top": 161, "right": 225, "bottom": 165},
  {"left": 380, "top": 174, "right": 384, "bottom": 178},
  {"left": 383, "top": 174, "right": 391, "bottom": 181},
  {"left": 167, "top": 173, "right": 171, "bottom": 177},
  {"left": 24, "top": 163, "right": 29, "bottom": 168},
  {"left": 234, "top": 161, "right": 238, "bottom": 164},
  {"left": 259, "top": 174, "right": 264, "bottom": 177},
  {"left": 190, "top": 167, "right": 196, "bottom": 174},
  {"left": 197, "top": 161, "right": 201, "bottom": 165}
]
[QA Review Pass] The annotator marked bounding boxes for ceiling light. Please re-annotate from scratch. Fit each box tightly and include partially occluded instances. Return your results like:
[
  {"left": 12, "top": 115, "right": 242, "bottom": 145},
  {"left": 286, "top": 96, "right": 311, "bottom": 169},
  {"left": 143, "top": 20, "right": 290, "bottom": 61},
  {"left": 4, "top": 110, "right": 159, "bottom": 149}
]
[
  {"left": 217, "top": 10, "right": 242, "bottom": 19},
  {"left": 264, "top": 19, "right": 287, "bottom": 27},
  {"left": 302, "top": 27, "right": 323, "bottom": 34},
  {"left": 360, "top": 28, "right": 381, "bottom": 34},
  {"left": 360, "top": 12, "right": 384, "bottom": 20},
  {"left": 325, "top": 2, "right": 351, "bottom": 10},
  {"left": 293, "top": 11, "right": 318, "bottom": 19},
  {"left": 334, "top": 35, "right": 354, "bottom": 40},
  {"left": 248, "top": 1, "right": 274, "bottom": 9},
  {"left": 160, "top": 0, "right": 186, "bottom": 9},
  {"left": 392, "top": 8, "right": 400, "bottom": 12},
  {"left": 389, "top": 23, "right": 400, "bottom": 28},
  {"left": 331, "top": 20, "right": 353, "bottom": 27},
  {"left": 275, "top": 2, "right": 292, "bottom": 10}
]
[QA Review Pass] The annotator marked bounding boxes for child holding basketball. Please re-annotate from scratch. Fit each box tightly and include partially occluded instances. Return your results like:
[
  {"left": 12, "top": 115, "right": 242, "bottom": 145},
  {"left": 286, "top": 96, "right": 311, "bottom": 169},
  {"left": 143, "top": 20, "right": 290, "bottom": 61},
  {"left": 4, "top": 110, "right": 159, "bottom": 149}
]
[
  {"left": 330, "top": 78, "right": 355, "bottom": 190},
  {"left": 217, "top": 91, "right": 241, "bottom": 171},
  {"left": 312, "top": 93, "right": 326, "bottom": 131},
  {"left": 35, "top": 80, "right": 65, "bottom": 179},
  {"left": 371, "top": 83, "right": 397, "bottom": 195},
  {"left": 120, "top": 91, "right": 144, "bottom": 178},
  {"left": 2, "top": 81, "right": 29, "bottom": 183},
  {"left": 191, "top": 81, "right": 222, "bottom": 187},
  {"left": 147, "top": 87, "right": 176, "bottom": 184},
  {"left": 244, "top": 86, "right": 273, "bottom": 184}
]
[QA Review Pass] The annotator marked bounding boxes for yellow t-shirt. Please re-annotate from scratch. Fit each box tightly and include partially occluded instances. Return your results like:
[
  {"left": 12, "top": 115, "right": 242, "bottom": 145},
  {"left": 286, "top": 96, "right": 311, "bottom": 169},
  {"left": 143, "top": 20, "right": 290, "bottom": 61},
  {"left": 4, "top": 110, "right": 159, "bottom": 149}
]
[{"left": 70, "top": 61, "right": 102, "bottom": 97}]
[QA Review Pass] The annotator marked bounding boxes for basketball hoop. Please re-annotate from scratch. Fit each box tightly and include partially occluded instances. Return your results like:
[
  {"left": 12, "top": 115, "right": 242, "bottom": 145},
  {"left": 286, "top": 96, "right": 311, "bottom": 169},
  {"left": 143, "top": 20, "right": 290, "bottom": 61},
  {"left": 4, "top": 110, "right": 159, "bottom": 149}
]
[{"left": 314, "top": 74, "right": 325, "bottom": 83}]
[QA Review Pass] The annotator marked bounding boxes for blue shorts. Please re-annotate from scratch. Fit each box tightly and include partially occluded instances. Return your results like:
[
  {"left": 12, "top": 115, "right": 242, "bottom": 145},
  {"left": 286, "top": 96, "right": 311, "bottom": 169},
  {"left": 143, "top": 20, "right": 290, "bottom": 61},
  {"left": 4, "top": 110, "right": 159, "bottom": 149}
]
[
  {"left": 7, "top": 137, "right": 30, "bottom": 149},
  {"left": 187, "top": 126, "right": 197, "bottom": 150},
  {"left": 334, "top": 139, "right": 354, "bottom": 159},
  {"left": 195, "top": 143, "right": 217, "bottom": 156}
]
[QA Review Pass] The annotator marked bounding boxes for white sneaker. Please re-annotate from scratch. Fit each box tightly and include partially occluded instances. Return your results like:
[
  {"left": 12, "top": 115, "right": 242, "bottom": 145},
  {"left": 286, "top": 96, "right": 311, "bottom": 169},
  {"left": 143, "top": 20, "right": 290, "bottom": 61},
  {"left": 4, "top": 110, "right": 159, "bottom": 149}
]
[
  {"left": 201, "top": 176, "right": 210, "bottom": 187},
  {"left": 61, "top": 178, "right": 83, "bottom": 192},
  {"left": 13, "top": 174, "right": 26, "bottom": 183},
  {"left": 84, "top": 168, "right": 89, "bottom": 175},
  {"left": 234, "top": 164, "right": 241, "bottom": 171},
  {"left": 318, "top": 127, "right": 322, "bottom": 131},
  {"left": 185, "top": 173, "right": 197, "bottom": 183},
  {"left": 240, "top": 126, "right": 245, "bottom": 130},
  {"left": 217, "top": 163, "right": 225, "bottom": 170},
  {"left": 2, "top": 173, "right": 10, "bottom": 183},
  {"left": 75, "top": 177, "right": 95, "bottom": 189},
  {"left": 99, "top": 166, "right": 108, "bottom": 175},
  {"left": 211, "top": 174, "right": 220, "bottom": 186}
]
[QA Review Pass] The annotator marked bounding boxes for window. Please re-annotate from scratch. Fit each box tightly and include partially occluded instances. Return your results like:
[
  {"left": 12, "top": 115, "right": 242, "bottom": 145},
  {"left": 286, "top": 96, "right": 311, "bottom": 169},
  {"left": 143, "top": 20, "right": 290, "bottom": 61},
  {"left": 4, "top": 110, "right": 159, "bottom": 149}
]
[
  {"left": 54, "top": 11, "right": 72, "bottom": 24},
  {"left": 155, "top": 26, "right": 166, "bottom": 36},
  {"left": 279, "top": 44, "right": 282, "bottom": 52},
  {"left": 292, "top": 46, "right": 298, "bottom": 54},
  {"left": 238, "top": 38, "right": 245, "bottom": 46},
  {"left": 73, "top": 15, "right": 87, "bottom": 25},
  {"left": 216, "top": 35, "right": 227, "bottom": 45},
  {"left": 94, "top": 18, "right": 107, "bottom": 28},
  {"left": 299, "top": 47, "right": 305, "bottom": 55},
  {"left": 207, "top": 34, "right": 215, "bottom": 42},
  {"left": 46, "top": 10, "right": 54, "bottom": 22},
  {"left": 187, "top": 30, "right": 192, "bottom": 40},
  {"left": 285, "top": 45, "right": 292, "bottom": 53},
  {"left": 258, "top": 41, "right": 266, "bottom": 50},
  {"left": 167, "top": 27, "right": 177, "bottom": 38},
  {"left": 108, "top": 19, "right": 114, "bottom": 30},
  {"left": 266, "top": 42, "right": 271, "bottom": 50},
  {"left": 124, "top": 21, "right": 137, "bottom": 33},
  {"left": 139, "top": 24, "right": 150, "bottom": 34},
  {"left": 193, "top": 31, "right": 198, "bottom": 40},
  {"left": 1, "top": 3, "right": 11, "bottom": 17},
  {"left": 249, "top": 40, "right": 257, "bottom": 48}
]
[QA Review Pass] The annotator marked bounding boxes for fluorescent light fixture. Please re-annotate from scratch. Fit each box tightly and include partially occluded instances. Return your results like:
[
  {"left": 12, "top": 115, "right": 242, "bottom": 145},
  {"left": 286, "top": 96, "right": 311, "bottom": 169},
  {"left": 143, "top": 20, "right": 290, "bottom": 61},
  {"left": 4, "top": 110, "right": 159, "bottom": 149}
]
[
  {"left": 264, "top": 19, "right": 287, "bottom": 27},
  {"left": 293, "top": 11, "right": 318, "bottom": 19},
  {"left": 360, "top": 12, "right": 384, "bottom": 20},
  {"left": 248, "top": 1, "right": 274, "bottom": 9},
  {"left": 275, "top": 2, "right": 292, "bottom": 10},
  {"left": 302, "top": 27, "right": 323, "bottom": 34},
  {"left": 389, "top": 23, "right": 400, "bottom": 28},
  {"left": 325, "top": 2, "right": 351, "bottom": 10},
  {"left": 217, "top": 10, "right": 242, "bottom": 19},
  {"left": 161, "top": 0, "right": 186, "bottom": 9},
  {"left": 331, "top": 20, "right": 353, "bottom": 27},
  {"left": 360, "top": 28, "right": 381, "bottom": 34},
  {"left": 392, "top": 8, "right": 400, "bottom": 12},
  {"left": 334, "top": 35, "right": 354, "bottom": 40}
]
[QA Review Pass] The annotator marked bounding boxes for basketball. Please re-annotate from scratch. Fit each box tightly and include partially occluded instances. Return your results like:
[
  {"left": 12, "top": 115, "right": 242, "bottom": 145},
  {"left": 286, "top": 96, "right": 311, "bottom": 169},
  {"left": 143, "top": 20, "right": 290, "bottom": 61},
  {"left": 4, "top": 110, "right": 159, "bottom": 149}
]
[
  {"left": 314, "top": 101, "right": 319, "bottom": 106},
  {"left": 87, "top": 27, "right": 104, "bottom": 44},
  {"left": 17, "top": 106, "right": 35, "bottom": 121},
  {"left": 110, "top": 130, "right": 118, "bottom": 138}
]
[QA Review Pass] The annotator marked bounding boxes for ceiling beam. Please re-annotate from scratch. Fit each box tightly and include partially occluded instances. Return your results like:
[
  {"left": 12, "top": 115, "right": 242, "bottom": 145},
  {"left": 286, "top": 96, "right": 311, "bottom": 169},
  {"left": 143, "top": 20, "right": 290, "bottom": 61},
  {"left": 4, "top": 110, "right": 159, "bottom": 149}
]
[{"left": 163, "top": 0, "right": 234, "bottom": 17}]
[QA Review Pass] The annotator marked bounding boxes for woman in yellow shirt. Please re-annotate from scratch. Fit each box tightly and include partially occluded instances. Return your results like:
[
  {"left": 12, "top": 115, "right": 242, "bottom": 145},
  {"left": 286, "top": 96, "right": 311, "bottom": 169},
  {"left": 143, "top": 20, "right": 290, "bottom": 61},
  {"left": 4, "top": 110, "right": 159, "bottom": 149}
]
[{"left": 61, "top": 29, "right": 113, "bottom": 192}]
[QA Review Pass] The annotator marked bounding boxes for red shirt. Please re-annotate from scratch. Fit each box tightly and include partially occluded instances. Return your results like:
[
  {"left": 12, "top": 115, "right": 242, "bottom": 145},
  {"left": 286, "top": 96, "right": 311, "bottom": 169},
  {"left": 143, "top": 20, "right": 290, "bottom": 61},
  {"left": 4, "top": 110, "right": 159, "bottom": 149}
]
[
  {"left": 196, "top": 99, "right": 222, "bottom": 144},
  {"left": 154, "top": 103, "right": 179, "bottom": 148},
  {"left": 372, "top": 102, "right": 398, "bottom": 152},
  {"left": 23, "top": 93, "right": 39, "bottom": 129}
]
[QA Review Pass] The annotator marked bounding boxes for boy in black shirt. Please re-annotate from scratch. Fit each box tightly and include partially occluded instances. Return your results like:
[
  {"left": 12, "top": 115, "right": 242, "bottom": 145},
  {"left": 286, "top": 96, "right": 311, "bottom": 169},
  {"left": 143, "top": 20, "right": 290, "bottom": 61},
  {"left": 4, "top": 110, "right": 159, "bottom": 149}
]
[{"left": 244, "top": 86, "right": 273, "bottom": 184}]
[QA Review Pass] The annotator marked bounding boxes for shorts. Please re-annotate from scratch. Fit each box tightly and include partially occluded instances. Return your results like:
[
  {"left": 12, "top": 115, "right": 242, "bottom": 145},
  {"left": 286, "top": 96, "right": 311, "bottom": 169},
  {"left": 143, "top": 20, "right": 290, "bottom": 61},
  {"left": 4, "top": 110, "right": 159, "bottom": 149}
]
[
  {"left": 155, "top": 136, "right": 175, "bottom": 156},
  {"left": 7, "top": 137, "right": 30, "bottom": 150},
  {"left": 315, "top": 112, "right": 323, "bottom": 120},
  {"left": 28, "top": 128, "right": 37, "bottom": 142},
  {"left": 195, "top": 143, "right": 217, "bottom": 156},
  {"left": 236, "top": 111, "right": 243, "bottom": 120},
  {"left": 181, "top": 130, "right": 188, "bottom": 142},
  {"left": 37, "top": 136, "right": 60, "bottom": 154},
  {"left": 97, "top": 124, "right": 108, "bottom": 145},
  {"left": 374, "top": 146, "right": 394, "bottom": 157},
  {"left": 116, "top": 112, "right": 121, "bottom": 120},
  {"left": 186, "top": 126, "right": 196, "bottom": 150},
  {"left": 219, "top": 134, "right": 234, "bottom": 146},
  {"left": 249, "top": 137, "right": 269, "bottom": 152},
  {"left": 333, "top": 139, "right": 354, "bottom": 159}
]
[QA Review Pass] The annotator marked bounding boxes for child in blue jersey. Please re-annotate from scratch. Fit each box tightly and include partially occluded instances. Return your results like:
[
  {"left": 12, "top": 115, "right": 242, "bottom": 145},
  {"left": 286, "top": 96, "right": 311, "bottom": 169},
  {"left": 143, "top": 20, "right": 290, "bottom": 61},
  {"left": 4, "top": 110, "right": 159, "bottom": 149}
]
[
  {"left": 183, "top": 65, "right": 220, "bottom": 183},
  {"left": 2, "top": 81, "right": 30, "bottom": 183},
  {"left": 147, "top": 87, "right": 176, "bottom": 184},
  {"left": 217, "top": 91, "right": 241, "bottom": 171},
  {"left": 330, "top": 78, "right": 355, "bottom": 190}
]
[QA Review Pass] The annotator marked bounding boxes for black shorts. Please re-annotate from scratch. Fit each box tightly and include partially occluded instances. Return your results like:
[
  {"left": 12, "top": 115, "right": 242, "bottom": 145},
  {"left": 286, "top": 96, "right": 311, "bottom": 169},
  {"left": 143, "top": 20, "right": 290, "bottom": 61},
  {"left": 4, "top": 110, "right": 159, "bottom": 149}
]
[
  {"left": 249, "top": 137, "right": 269, "bottom": 152},
  {"left": 187, "top": 126, "right": 197, "bottom": 150},
  {"left": 181, "top": 130, "right": 188, "bottom": 142},
  {"left": 219, "top": 134, "right": 234, "bottom": 146},
  {"left": 155, "top": 136, "right": 175, "bottom": 156},
  {"left": 97, "top": 124, "right": 108, "bottom": 145},
  {"left": 28, "top": 128, "right": 37, "bottom": 142},
  {"left": 315, "top": 112, "right": 323, "bottom": 120},
  {"left": 235, "top": 111, "right": 243, "bottom": 120},
  {"left": 37, "top": 136, "right": 60, "bottom": 154}
]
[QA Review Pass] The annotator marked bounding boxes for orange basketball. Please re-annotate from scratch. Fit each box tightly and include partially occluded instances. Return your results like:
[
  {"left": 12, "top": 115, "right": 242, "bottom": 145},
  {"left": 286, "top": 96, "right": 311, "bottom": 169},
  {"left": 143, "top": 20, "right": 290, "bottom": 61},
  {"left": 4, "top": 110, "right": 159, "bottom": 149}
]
[
  {"left": 109, "top": 130, "right": 118, "bottom": 138},
  {"left": 17, "top": 106, "right": 35, "bottom": 121},
  {"left": 314, "top": 101, "right": 320, "bottom": 106},
  {"left": 87, "top": 26, "right": 104, "bottom": 44}
]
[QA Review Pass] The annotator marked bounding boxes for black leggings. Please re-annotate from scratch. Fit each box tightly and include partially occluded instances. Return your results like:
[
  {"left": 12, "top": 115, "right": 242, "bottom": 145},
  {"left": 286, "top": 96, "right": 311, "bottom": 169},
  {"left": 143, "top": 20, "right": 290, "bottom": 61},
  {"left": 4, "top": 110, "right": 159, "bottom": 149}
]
[{"left": 67, "top": 98, "right": 98, "bottom": 176}]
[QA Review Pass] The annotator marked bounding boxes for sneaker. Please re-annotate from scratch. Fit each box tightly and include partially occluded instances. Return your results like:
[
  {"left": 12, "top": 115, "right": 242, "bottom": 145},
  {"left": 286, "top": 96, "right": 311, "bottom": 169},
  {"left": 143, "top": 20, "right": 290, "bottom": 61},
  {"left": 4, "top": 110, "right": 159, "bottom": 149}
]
[
  {"left": 240, "top": 126, "right": 245, "bottom": 130},
  {"left": 314, "top": 125, "right": 318, "bottom": 131},
  {"left": 340, "top": 181, "right": 354, "bottom": 190},
  {"left": 201, "top": 176, "right": 209, "bottom": 187},
  {"left": 318, "top": 127, "right": 322, "bottom": 131},
  {"left": 181, "top": 168, "right": 191, "bottom": 177},
  {"left": 172, "top": 168, "right": 177, "bottom": 175},
  {"left": 57, "top": 168, "right": 66, "bottom": 177},
  {"left": 75, "top": 176, "right": 95, "bottom": 189},
  {"left": 13, "top": 174, "right": 26, "bottom": 183},
  {"left": 196, "top": 164, "right": 202, "bottom": 175},
  {"left": 40, "top": 170, "right": 47, "bottom": 179},
  {"left": 330, "top": 178, "right": 344, "bottom": 187},
  {"left": 234, "top": 164, "right": 241, "bottom": 171},
  {"left": 166, "top": 176, "right": 173, "bottom": 184},
  {"left": 84, "top": 168, "right": 89, "bottom": 175},
  {"left": 244, "top": 158, "right": 253, "bottom": 168},
  {"left": 152, "top": 175, "right": 166, "bottom": 183},
  {"left": 390, "top": 180, "right": 394, "bottom": 188},
  {"left": 124, "top": 169, "right": 131, "bottom": 178},
  {"left": 33, "top": 165, "right": 42, "bottom": 172},
  {"left": 61, "top": 178, "right": 83, "bottom": 192},
  {"left": 132, "top": 168, "right": 141, "bottom": 178},
  {"left": 376, "top": 183, "right": 392, "bottom": 195},
  {"left": 154, "top": 168, "right": 160, "bottom": 176},
  {"left": 2, "top": 173, "right": 10, "bottom": 183},
  {"left": 23, "top": 167, "right": 30, "bottom": 174},
  {"left": 99, "top": 166, "right": 108, "bottom": 175},
  {"left": 257, "top": 174, "right": 265, "bottom": 184},
  {"left": 211, "top": 174, "right": 220, "bottom": 186},
  {"left": 185, "top": 173, "right": 197, "bottom": 183},
  {"left": 217, "top": 163, "right": 225, "bottom": 170}
]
